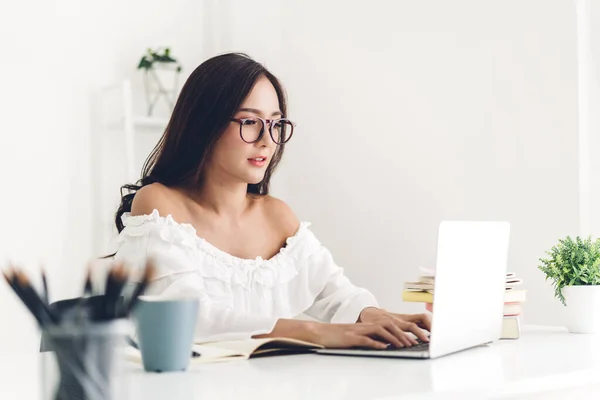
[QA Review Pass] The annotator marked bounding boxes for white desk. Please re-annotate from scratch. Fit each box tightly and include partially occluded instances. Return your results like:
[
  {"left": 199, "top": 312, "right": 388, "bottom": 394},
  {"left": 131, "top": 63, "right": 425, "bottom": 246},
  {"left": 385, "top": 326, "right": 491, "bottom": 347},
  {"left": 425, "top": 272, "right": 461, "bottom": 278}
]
[
  {"left": 127, "top": 325, "right": 600, "bottom": 399},
  {"left": 3, "top": 326, "right": 600, "bottom": 399}
]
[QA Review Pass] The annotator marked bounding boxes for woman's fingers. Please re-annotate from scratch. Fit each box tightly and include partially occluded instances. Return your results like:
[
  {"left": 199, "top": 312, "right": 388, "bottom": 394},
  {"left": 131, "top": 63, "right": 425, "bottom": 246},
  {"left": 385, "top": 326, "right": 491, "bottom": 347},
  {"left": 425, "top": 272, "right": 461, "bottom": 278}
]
[
  {"left": 355, "top": 324, "right": 396, "bottom": 347},
  {"left": 336, "top": 317, "right": 432, "bottom": 350},
  {"left": 382, "top": 321, "right": 415, "bottom": 346},
  {"left": 423, "top": 317, "right": 432, "bottom": 332},
  {"left": 352, "top": 334, "right": 388, "bottom": 349},
  {"left": 369, "top": 325, "right": 405, "bottom": 348},
  {"left": 415, "top": 314, "right": 432, "bottom": 331},
  {"left": 359, "top": 321, "right": 414, "bottom": 347},
  {"left": 397, "top": 319, "right": 430, "bottom": 343},
  {"left": 397, "top": 313, "right": 432, "bottom": 332}
]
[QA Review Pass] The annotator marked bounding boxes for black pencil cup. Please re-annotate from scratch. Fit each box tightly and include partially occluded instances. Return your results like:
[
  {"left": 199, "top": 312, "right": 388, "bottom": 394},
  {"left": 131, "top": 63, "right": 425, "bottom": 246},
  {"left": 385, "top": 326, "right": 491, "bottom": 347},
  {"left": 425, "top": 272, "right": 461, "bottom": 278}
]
[{"left": 41, "top": 319, "right": 130, "bottom": 400}]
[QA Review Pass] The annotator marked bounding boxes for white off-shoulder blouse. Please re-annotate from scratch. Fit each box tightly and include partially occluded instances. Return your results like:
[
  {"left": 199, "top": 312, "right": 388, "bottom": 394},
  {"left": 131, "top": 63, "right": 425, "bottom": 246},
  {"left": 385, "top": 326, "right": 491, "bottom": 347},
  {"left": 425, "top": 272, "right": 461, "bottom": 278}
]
[{"left": 113, "top": 210, "right": 379, "bottom": 342}]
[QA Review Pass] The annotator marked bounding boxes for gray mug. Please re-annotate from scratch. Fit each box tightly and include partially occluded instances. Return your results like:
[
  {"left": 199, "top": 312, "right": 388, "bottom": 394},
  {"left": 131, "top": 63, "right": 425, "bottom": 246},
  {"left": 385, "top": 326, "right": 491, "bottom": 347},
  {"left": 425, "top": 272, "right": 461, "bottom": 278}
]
[{"left": 133, "top": 297, "right": 199, "bottom": 372}]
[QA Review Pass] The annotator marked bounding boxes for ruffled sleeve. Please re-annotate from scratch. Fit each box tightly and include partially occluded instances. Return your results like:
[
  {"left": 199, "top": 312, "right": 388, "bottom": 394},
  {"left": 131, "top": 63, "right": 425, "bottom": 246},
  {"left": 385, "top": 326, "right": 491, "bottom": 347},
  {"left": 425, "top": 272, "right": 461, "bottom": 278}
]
[
  {"left": 113, "top": 210, "right": 279, "bottom": 342},
  {"left": 295, "top": 228, "right": 379, "bottom": 323}
]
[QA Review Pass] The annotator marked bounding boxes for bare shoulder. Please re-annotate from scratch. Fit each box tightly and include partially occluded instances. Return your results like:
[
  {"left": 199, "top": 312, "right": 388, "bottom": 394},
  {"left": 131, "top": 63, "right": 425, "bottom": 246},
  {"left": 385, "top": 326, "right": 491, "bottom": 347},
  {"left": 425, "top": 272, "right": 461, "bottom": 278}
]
[
  {"left": 260, "top": 195, "right": 301, "bottom": 236},
  {"left": 131, "top": 183, "right": 182, "bottom": 217}
]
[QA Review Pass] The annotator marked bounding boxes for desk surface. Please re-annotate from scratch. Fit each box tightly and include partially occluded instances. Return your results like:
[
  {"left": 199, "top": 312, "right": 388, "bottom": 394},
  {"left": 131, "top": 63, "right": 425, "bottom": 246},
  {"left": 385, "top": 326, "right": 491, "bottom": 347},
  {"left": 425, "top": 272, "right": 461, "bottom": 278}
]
[
  {"left": 3, "top": 325, "right": 600, "bottom": 399},
  {"left": 126, "top": 325, "right": 600, "bottom": 400}
]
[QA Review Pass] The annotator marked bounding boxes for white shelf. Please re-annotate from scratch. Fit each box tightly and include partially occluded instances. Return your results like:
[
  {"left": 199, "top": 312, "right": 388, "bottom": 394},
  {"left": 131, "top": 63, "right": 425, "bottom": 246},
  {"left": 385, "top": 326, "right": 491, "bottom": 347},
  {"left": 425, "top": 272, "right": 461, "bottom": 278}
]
[
  {"left": 105, "top": 116, "right": 168, "bottom": 131},
  {"left": 133, "top": 116, "right": 169, "bottom": 129},
  {"left": 99, "top": 79, "right": 169, "bottom": 184}
]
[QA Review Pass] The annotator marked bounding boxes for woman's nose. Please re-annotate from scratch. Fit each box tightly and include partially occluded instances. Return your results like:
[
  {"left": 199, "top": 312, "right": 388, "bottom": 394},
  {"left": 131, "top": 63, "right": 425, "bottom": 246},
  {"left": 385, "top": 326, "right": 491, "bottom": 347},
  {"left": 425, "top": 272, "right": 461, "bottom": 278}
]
[{"left": 256, "top": 122, "right": 276, "bottom": 147}]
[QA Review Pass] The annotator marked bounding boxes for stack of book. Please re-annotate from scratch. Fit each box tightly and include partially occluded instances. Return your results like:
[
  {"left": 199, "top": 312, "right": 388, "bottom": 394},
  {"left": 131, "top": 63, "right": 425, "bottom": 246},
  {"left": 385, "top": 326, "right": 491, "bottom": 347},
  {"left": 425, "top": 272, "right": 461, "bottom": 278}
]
[
  {"left": 502, "top": 273, "right": 525, "bottom": 339},
  {"left": 402, "top": 268, "right": 525, "bottom": 339}
]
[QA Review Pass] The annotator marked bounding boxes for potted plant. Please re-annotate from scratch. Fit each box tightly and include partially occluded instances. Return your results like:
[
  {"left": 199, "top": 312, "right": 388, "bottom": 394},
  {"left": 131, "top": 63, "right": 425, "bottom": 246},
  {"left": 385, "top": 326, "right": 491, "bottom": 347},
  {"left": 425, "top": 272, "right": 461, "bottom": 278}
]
[
  {"left": 538, "top": 236, "right": 600, "bottom": 333},
  {"left": 137, "top": 47, "right": 183, "bottom": 116}
]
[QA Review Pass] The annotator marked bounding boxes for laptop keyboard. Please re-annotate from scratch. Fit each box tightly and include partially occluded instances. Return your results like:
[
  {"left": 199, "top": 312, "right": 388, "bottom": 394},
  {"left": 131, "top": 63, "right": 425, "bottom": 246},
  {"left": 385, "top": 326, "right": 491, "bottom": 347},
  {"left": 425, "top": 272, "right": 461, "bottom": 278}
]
[
  {"left": 355, "top": 339, "right": 430, "bottom": 352},
  {"left": 385, "top": 340, "right": 430, "bottom": 352}
]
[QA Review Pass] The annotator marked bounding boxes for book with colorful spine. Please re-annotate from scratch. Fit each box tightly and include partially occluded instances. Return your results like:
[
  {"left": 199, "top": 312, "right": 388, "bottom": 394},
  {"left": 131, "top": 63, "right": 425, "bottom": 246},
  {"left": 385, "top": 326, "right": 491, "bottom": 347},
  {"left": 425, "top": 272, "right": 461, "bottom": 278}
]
[{"left": 402, "top": 267, "right": 525, "bottom": 339}]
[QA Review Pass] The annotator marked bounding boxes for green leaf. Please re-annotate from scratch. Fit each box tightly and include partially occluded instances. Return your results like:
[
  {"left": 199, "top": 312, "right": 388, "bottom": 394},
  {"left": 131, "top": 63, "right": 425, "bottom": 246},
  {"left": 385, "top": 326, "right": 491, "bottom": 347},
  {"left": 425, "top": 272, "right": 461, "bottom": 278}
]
[{"left": 538, "top": 235, "right": 600, "bottom": 304}]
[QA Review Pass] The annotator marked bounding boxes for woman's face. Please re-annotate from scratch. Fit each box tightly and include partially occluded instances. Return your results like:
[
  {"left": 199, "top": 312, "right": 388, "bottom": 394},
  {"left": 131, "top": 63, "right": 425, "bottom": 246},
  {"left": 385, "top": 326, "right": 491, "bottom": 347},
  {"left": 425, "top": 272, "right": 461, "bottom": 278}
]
[{"left": 208, "top": 76, "right": 282, "bottom": 185}]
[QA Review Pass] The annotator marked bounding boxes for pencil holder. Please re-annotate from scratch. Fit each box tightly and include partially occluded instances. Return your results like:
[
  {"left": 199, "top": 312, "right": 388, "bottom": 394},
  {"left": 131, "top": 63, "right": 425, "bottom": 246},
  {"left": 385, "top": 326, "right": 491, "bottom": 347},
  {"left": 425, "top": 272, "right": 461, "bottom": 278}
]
[{"left": 41, "top": 319, "right": 130, "bottom": 400}]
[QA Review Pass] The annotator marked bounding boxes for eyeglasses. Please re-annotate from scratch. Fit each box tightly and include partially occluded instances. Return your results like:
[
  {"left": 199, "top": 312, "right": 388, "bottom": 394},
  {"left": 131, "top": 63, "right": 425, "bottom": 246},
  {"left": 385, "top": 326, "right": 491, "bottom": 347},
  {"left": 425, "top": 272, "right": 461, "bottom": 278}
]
[{"left": 230, "top": 117, "right": 296, "bottom": 145}]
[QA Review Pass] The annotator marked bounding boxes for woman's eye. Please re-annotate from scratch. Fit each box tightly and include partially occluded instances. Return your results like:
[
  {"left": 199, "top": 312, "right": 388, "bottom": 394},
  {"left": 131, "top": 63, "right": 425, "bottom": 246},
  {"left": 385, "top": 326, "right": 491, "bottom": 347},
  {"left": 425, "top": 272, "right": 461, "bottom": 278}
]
[{"left": 242, "top": 119, "right": 257, "bottom": 125}]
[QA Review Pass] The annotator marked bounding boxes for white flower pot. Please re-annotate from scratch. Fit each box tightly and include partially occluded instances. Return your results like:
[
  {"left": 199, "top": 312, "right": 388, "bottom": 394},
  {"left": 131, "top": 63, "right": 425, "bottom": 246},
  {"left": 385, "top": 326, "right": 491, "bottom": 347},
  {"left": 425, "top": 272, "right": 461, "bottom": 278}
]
[{"left": 562, "top": 285, "right": 600, "bottom": 333}]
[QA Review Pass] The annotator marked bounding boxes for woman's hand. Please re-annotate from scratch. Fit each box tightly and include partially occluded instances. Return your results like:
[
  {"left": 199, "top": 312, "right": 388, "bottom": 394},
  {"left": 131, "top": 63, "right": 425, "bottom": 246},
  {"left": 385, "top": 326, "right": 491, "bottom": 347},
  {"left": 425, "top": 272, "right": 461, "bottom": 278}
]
[
  {"left": 306, "top": 322, "right": 410, "bottom": 349},
  {"left": 392, "top": 312, "right": 432, "bottom": 332},
  {"left": 257, "top": 309, "right": 432, "bottom": 350},
  {"left": 358, "top": 307, "right": 431, "bottom": 346},
  {"left": 255, "top": 316, "right": 429, "bottom": 349}
]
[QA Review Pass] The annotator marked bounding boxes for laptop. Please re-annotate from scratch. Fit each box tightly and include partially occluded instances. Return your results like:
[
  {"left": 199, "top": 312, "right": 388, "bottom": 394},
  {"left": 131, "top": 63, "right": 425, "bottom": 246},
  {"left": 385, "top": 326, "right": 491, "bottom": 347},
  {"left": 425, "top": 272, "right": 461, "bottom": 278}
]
[{"left": 316, "top": 220, "right": 510, "bottom": 359}]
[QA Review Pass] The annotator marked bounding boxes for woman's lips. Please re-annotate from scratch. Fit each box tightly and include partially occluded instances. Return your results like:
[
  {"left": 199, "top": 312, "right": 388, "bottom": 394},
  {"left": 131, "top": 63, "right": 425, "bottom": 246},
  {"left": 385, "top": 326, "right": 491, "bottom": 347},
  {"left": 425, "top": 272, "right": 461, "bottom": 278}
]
[{"left": 248, "top": 156, "right": 267, "bottom": 167}]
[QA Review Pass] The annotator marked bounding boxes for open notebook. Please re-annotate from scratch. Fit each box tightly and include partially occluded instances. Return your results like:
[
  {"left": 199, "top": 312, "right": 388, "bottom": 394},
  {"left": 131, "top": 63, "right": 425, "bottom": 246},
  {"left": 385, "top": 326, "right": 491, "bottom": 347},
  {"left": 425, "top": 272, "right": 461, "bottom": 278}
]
[{"left": 126, "top": 338, "right": 324, "bottom": 364}]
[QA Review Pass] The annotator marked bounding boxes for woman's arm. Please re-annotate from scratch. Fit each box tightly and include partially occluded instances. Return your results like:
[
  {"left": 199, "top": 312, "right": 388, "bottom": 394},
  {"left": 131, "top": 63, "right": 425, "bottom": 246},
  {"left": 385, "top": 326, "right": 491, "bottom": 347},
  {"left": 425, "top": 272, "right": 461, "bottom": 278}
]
[{"left": 254, "top": 318, "right": 410, "bottom": 349}]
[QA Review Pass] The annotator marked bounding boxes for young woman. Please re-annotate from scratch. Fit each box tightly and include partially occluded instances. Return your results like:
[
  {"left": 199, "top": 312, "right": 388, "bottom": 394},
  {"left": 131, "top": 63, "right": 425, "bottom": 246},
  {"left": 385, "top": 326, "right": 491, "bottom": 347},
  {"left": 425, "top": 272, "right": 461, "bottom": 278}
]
[{"left": 113, "top": 53, "right": 430, "bottom": 349}]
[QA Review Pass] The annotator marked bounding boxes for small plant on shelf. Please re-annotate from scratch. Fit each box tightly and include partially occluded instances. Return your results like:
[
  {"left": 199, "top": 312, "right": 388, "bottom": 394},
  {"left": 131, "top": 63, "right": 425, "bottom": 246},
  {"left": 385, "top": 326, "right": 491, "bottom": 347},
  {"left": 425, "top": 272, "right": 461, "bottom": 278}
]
[
  {"left": 137, "top": 47, "right": 182, "bottom": 72},
  {"left": 137, "top": 47, "right": 182, "bottom": 116}
]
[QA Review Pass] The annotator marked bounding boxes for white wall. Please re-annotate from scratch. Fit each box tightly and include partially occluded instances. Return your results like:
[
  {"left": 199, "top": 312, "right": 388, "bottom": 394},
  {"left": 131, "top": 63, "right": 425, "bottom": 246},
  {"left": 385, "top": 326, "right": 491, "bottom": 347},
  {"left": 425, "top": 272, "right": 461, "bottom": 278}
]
[
  {"left": 0, "top": 1, "right": 204, "bottom": 359},
  {"left": 90, "top": 0, "right": 208, "bottom": 257},
  {"left": 0, "top": 1, "right": 107, "bottom": 354},
  {"left": 578, "top": 0, "right": 600, "bottom": 238},
  {"left": 217, "top": 0, "right": 579, "bottom": 325},
  {"left": 0, "top": 0, "right": 585, "bottom": 366}
]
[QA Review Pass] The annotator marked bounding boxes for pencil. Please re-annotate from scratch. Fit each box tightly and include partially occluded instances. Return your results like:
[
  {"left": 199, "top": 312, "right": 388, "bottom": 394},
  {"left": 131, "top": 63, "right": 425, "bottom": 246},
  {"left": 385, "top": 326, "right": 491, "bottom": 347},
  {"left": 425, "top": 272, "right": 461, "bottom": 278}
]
[
  {"left": 107, "top": 263, "right": 128, "bottom": 319},
  {"left": 3, "top": 269, "right": 45, "bottom": 326},
  {"left": 103, "top": 262, "right": 128, "bottom": 320},
  {"left": 16, "top": 270, "right": 59, "bottom": 324},
  {"left": 12, "top": 270, "right": 57, "bottom": 325},
  {"left": 113, "top": 264, "right": 129, "bottom": 318},
  {"left": 83, "top": 267, "right": 93, "bottom": 297},
  {"left": 41, "top": 268, "right": 49, "bottom": 305}
]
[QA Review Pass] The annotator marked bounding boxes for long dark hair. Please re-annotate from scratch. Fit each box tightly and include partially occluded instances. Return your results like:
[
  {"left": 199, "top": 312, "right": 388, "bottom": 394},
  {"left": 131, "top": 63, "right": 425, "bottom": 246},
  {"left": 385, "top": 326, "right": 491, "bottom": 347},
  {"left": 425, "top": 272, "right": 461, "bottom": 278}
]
[{"left": 114, "top": 53, "right": 288, "bottom": 233}]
